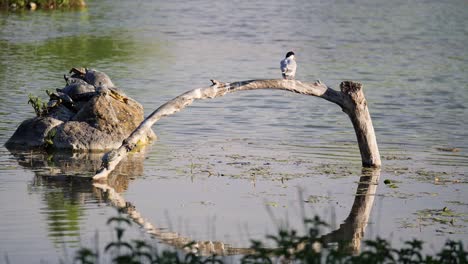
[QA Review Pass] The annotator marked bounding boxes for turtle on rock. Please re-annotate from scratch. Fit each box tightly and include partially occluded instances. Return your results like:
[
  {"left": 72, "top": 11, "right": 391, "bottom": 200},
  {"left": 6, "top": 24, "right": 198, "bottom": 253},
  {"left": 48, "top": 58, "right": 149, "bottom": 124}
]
[
  {"left": 96, "top": 83, "right": 129, "bottom": 104},
  {"left": 69, "top": 67, "right": 115, "bottom": 88},
  {"left": 58, "top": 81, "right": 96, "bottom": 102},
  {"left": 67, "top": 67, "right": 128, "bottom": 104},
  {"left": 44, "top": 89, "right": 77, "bottom": 113}
]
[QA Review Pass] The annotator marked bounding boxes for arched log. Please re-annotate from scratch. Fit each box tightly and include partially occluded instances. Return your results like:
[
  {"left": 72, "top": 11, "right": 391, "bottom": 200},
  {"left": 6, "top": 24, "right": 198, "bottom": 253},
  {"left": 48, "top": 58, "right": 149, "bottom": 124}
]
[{"left": 93, "top": 79, "right": 381, "bottom": 181}]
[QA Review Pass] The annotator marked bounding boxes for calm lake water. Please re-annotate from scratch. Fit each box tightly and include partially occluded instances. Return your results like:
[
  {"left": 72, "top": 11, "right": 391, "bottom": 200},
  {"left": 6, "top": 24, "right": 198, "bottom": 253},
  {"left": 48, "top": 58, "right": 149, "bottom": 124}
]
[{"left": 0, "top": 0, "right": 467, "bottom": 263}]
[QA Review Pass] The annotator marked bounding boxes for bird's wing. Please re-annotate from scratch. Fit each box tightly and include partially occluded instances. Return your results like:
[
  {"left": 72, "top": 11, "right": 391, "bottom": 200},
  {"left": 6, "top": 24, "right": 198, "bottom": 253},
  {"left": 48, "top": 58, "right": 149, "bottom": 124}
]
[
  {"left": 281, "top": 58, "right": 296, "bottom": 74},
  {"left": 280, "top": 59, "right": 288, "bottom": 73}
]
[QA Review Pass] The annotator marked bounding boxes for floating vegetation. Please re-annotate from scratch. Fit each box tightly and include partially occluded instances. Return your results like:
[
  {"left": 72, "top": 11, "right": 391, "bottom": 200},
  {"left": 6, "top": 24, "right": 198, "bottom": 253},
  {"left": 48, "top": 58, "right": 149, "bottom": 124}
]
[
  {"left": 436, "top": 147, "right": 461, "bottom": 152},
  {"left": 447, "top": 201, "right": 468, "bottom": 206},
  {"left": 313, "top": 163, "right": 356, "bottom": 179},
  {"left": 382, "top": 155, "right": 412, "bottom": 160},
  {"left": 383, "top": 179, "right": 399, "bottom": 188},
  {"left": 379, "top": 190, "right": 416, "bottom": 200},
  {"left": 265, "top": 201, "right": 279, "bottom": 207},
  {"left": 410, "top": 207, "right": 468, "bottom": 234},
  {"left": 248, "top": 166, "right": 270, "bottom": 177},
  {"left": 386, "top": 166, "right": 410, "bottom": 176},
  {"left": 411, "top": 169, "right": 467, "bottom": 185},
  {"left": 304, "top": 195, "right": 332, "bottom": 204},
  {"left": 419, "top": 192, "right": 439, "bottom": 197}
]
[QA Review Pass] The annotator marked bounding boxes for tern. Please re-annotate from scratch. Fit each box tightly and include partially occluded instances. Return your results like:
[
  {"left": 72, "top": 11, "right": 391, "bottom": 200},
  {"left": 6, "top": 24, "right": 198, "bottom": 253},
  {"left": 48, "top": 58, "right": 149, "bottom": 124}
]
[{"left": 280, "top": 51, "right": 296, "bottom": 80}]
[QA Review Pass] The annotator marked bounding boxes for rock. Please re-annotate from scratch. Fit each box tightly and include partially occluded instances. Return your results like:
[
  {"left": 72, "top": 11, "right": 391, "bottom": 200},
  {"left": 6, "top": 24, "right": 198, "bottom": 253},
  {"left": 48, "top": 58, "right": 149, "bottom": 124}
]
[
  {"left": 5, "top": 68, "right": 156, "bottom": 152},
  {"left": 72, "top": 94, "right": 142, "bottom": 134},
  {"left": 52, "top": 121, "right": 119, "bottom": 151},
  {"left": 5, "top": 117, "right": 62, "bottom": 149},
  {"left": 48, "top": 104, "right": 75, "bottom": 121}
]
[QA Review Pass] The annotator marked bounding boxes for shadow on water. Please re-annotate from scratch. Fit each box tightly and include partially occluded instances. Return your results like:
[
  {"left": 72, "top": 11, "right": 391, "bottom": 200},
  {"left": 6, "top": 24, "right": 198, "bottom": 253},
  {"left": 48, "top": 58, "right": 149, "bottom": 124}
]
[{"left": 8, "top": 146, "right": 381, "bottom": 255}]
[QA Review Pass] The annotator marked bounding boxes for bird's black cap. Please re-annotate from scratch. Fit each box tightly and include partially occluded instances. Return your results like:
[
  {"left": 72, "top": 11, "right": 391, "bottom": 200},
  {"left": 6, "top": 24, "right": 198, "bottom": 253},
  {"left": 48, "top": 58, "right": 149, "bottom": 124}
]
[{"left": 285, "top": 51, "right": 295, "bottom": 58}]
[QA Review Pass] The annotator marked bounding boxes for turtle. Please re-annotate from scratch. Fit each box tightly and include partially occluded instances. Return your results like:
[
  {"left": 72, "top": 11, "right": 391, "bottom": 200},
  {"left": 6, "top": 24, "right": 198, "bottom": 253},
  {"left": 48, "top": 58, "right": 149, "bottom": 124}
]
[
  {"left": 84, "top": 69, "right": 115, "bottom": 88},
  {"left": 69, "top": 67, "right": 115, "bottom": 88},
  {"left": 108, "top": 88, "right": 129, "bottom": 104},
  {"left": 46, "top": 90, "right": 74, "bottom": 108},
  {"left": 47, "top": 99, "right": 61, "bottom": 108},
  {"left": 58, "top": 82, "right": 97, "bottom": 101},
  {"left": 63, "top": 74, "right": 88, "bottom": 86},
  {"left": 69, "top": 67, "right": 87, "bottom": 79},
  {"left": 96, "top": 84, "right": 129, "bottom": 104}
]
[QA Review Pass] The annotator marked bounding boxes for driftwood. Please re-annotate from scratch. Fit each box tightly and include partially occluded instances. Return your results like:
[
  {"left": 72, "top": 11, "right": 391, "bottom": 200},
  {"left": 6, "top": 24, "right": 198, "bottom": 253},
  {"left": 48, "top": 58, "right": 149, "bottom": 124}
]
[{"left": 93, "top": 79, "right": 381, "bottom": 181}]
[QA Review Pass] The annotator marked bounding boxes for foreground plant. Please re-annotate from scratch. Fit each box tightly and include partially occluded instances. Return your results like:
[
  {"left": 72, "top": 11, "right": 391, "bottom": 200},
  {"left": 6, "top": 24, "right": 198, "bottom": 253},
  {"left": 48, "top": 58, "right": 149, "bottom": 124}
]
[
  {"left": 73, "top": 211, "right": 467, "bottom": 264},
  {"left": 75, "top": 212, "right": 223, "bottom": 264}
]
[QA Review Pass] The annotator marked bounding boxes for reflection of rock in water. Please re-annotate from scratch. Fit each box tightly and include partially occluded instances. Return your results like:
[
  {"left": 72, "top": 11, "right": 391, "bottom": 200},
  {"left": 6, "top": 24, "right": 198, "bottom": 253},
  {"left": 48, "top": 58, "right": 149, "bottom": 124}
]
[
  {"left": 11, "top": 147, "right": 147, "bottom": 191},
  {"left": 32, "top": 175, "right": 88, "bottom": 246},
  {"left": 11, "top": 147, "right": 148, "bottom": 247},
  {"left": 10, "top": 146, "right": 380, "bottom": 256}
]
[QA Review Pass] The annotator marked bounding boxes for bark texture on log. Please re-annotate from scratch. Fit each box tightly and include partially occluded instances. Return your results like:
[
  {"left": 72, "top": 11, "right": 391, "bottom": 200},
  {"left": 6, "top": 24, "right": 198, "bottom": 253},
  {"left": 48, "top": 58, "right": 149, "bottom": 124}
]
[
  {"left": 340, "top": 81, "right": 381, "bottom": 167},
  {"left": 93, "top": 79, "right": 380, "bottom": 181}
]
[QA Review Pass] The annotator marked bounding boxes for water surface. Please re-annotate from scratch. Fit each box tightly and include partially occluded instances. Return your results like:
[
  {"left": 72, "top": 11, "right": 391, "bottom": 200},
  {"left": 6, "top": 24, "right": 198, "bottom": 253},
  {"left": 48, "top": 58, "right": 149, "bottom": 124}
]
[{"left": 0, "top": 0, "right": 467, "bottom": 262}]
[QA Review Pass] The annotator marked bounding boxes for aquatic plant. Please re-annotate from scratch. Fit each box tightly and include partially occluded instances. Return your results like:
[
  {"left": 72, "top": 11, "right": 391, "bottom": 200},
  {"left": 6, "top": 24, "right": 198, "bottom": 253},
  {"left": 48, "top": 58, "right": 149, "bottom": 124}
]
[
  {"left": 27, "top": 94, "right": 48, "bottom": 117},
  {"left": 73, "top": 211, "right": 467, "bottom": 264}
]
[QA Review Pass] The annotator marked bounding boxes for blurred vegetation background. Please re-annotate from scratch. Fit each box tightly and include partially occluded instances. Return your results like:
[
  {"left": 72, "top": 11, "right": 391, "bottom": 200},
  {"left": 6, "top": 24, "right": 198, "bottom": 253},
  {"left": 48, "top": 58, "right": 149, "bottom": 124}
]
[{"left": 0, "top": 0, "right": 85, "bottom": 10}]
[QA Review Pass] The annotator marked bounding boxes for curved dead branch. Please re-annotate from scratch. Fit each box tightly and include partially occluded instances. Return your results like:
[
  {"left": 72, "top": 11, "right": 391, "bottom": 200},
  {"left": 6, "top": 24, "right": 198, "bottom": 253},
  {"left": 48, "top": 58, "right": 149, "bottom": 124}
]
[{"left": 93, "top": 79, "right": 380, "bottom": 181}]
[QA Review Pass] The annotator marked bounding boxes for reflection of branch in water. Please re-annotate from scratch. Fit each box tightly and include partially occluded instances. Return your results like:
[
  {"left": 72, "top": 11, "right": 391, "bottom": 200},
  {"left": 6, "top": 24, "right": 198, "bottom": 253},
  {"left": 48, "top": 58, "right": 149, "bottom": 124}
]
[
  {"left": 10, "top": 147, "right": 381, "bottom": 256},
  {"left": 321, "top": 168, "right": 381, "bottom": 254},
  {"left": 93, "top": 167, "right": 381, "bottom": 256},
  {"left": 93, "top": 182, "right": 254, "bottom": 256}
]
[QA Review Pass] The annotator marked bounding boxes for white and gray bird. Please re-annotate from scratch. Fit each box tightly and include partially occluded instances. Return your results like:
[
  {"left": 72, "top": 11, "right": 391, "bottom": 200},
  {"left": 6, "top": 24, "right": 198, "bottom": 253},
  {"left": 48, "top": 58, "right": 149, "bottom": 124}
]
[{"left": 280, "top": 51, "right": 296, "bottom": 80}]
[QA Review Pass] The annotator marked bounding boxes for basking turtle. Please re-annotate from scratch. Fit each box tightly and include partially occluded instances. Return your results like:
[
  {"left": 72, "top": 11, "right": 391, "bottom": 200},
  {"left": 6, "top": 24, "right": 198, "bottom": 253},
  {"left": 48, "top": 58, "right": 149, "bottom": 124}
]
[
  {"left": 96, "top": 84, "right": 129, "bottom": 104},
  {"left": 47, "top": 99, "right": 61, "bottom": 108},
  {"left": 69, "top": 67, "right": 86, "bottom": 79},
  {"left": 85, "top": 69, "right": 115, "bottom": 87},
  {"left": 46, "top": 90, "right": 74, "bottom": 108},
  {"left": 69, "top": 67, "right": 115, "bottom": 88},
  {"left": 63, "top": 74, "right": 88, "bottom": 86},
  {"left": 108, "top": 88, "right": 129, "bottom": 104},
  {"left": 59, "top": 82, "right": 96, "bottom": 101}
]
